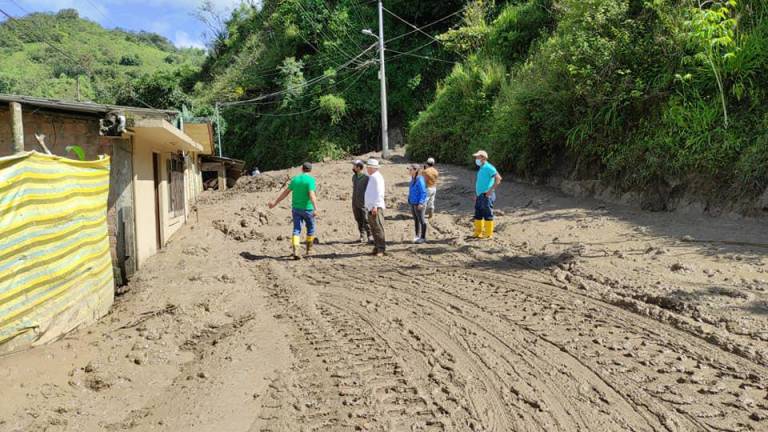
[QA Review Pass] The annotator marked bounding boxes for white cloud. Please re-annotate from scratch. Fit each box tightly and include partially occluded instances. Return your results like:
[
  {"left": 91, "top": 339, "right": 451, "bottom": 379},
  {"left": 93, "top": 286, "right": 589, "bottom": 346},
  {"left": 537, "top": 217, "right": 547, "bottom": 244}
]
[{"left": 174, "top": 30, "right": 205, "bottom": 49}]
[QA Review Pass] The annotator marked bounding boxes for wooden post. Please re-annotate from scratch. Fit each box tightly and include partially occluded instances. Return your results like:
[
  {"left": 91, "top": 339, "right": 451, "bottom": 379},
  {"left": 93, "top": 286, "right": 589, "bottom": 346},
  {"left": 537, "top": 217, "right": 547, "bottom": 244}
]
[
  {"left": 10, "top": 102, "right": 24, "bottom": 154},
  {"left": 218, "top": 165, "right": 227, "bottom": 192}
]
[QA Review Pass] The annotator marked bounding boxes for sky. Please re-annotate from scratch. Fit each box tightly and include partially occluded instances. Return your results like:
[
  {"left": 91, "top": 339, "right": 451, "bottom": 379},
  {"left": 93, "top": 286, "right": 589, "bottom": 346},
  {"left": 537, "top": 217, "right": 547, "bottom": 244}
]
[{"left": 1, "top": 0, "right": 247, "bottom": 49}]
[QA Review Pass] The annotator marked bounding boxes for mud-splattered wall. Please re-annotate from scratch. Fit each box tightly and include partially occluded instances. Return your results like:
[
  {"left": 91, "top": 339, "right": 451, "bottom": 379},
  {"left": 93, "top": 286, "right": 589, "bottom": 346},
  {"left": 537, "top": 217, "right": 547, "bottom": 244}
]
[{"left": 0, "top": 107, "right": 109, "bottom": 158}]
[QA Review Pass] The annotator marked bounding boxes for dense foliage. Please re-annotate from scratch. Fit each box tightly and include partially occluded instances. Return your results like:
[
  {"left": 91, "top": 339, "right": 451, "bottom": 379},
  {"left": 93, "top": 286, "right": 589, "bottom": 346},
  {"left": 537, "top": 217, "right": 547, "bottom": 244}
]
[
  {"left": 0, "top": 9, "right": 204, "bottom": 105},
  {"left": 408, "top": 0, "right": 768, "bottom": 201},
  {"left": 3, "top": 2, "right": 767, "bottom": 202},
  {"left": 195, "top": 0, "right": 463, "bottom": 169}
]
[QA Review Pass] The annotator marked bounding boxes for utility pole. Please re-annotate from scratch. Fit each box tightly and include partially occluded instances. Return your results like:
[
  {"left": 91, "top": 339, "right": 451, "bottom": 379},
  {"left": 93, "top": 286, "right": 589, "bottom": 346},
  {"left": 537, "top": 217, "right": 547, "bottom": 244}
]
[
  {"left": 376, "top": 0, "right": 390, "bottom": 159},
  {"left": 215, "top": 102, "right": 223, "bottom": 157},
  {"left": 10, "top": 102, "right": 24, "bottom": 154}
]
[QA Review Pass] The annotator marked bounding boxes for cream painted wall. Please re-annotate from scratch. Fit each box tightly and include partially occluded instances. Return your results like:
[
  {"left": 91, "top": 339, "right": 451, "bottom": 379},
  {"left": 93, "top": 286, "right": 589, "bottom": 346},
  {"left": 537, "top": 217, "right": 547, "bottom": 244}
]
[
  {"left": 133, "top": 143, "right": 159, "bottom": 268},
  {"left": 133, "top": 148, "right": 200, "bottom": 269}
]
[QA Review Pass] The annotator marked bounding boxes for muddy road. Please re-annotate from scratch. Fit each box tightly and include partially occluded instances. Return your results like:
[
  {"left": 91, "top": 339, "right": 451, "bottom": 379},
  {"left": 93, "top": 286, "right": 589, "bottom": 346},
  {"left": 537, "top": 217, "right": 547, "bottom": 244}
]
[{"left": 2, "top": 154, "right": 768, "bottom": 431}]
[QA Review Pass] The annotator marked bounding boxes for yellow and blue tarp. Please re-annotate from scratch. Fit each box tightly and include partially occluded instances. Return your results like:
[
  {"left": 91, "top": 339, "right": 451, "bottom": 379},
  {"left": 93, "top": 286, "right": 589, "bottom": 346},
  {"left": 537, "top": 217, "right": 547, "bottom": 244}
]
[{"left": 0, "top": 151, "right": 114, "bottom": 353}]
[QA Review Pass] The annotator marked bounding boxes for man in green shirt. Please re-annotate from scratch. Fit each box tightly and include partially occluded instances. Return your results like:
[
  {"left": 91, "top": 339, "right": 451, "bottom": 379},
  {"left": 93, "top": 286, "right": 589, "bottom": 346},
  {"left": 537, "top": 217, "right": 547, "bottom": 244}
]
[{"left": 269, "top": 162, "right": 319, "bottom": 259}]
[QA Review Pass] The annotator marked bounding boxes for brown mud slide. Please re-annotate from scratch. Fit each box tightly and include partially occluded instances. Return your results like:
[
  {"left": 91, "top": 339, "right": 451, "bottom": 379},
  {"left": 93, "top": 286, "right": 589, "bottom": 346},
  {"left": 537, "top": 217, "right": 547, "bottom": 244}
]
[{"left": 2, "top": 153, "right": 767, "bottom": 431}]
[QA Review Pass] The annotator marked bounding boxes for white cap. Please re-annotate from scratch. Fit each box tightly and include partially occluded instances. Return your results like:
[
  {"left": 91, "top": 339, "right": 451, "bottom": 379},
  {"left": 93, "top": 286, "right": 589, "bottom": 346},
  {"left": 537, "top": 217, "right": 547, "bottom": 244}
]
[
  {"left": 366, "top": 158, "right": 380, "bottom": 168},
  {"left": 426, "top": 157, "right": 435, "bottom": 165},
  {"left": 472, "top": 150, "right": 488, "bottom": 159}
]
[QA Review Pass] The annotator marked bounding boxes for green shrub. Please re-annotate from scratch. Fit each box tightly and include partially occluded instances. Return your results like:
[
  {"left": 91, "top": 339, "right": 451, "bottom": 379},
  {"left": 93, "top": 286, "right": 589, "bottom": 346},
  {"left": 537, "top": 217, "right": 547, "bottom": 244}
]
[
  {"left": 318, "top": 94, "right": 347, "bottom": 125},
  {"left": 119, "top": 54, "right": 142, "bottom": 66},
  {"left": 407, "top": 59, "right": 504, "bottom": 164},
  {"left": 486, "top": 0, "right": 554, "bottom": 63}
]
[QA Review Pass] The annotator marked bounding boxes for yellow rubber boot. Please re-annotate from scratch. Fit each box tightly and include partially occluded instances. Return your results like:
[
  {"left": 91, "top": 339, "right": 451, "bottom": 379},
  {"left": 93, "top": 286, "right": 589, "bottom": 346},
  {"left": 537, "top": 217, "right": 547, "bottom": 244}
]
[
  {"left": 473, "top": 220, "right": 484, "bottom": 238},
  {"left": 483, "top": 220, "right": 495, "bottom": 239},
  {"left": 306, "top": 236, "right": 315, "bottom": 255},
  {"left": 291, "top": 235, "right": 301, "bottom": 259}
]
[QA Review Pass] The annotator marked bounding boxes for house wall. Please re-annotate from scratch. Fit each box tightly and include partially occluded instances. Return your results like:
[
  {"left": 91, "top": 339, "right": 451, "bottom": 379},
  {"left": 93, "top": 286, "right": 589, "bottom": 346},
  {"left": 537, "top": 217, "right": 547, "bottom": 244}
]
[
  {"left": 107, "top": 138, "right": 137, "bottom": 286},
  {"left": 132, "top": 146, "right": 195, "bottom": 268},
  {"left": 1, "top": 107, "right": 137, "bottom": 288},
  {"left": 1, "top": 105, "right": 205, "bottom": 275},
  {"left": 133, "top": 144, "right": 159, "bottom": 268},
  {"left": 0, "top": 107, "right": 106, "bottom": 158}
]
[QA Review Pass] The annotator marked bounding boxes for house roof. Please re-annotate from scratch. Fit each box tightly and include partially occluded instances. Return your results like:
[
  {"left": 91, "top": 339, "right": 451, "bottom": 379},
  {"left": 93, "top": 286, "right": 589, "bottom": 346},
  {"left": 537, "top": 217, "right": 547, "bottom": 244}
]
[
  {"left": 0, "top": 94, "right": 178, "bottom": 117},
  {"left": 131, "top": 118, "right": 204, "bottom": 153},
  {"left": 183, "top": 123, "right": 215, "bottom": 155},
  {"left": 201, "top": 155, "right": 245, "bottom": 170}
]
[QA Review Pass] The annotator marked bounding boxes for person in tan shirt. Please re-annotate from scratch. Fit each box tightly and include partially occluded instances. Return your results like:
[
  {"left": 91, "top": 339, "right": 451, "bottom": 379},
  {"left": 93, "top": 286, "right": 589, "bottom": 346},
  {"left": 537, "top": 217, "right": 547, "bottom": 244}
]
[{"left": 422, "top": 157, "right": 439, "bottom": 218}]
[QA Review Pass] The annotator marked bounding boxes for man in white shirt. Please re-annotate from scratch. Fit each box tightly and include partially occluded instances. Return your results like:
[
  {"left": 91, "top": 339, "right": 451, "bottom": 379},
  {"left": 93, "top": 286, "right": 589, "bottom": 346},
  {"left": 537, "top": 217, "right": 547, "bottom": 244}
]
[{"left": 364, "top": 159, "right": 386, "bottom": 256}]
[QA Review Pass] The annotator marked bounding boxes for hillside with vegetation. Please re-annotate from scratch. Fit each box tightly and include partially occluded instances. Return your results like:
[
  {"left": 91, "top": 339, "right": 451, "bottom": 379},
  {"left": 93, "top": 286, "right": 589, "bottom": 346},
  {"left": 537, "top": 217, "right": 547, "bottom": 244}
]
[
  {"left": 196, "top": 0, "right": 463, "bottom": 169},
  {"left": 407, "top": 0, "right": 768, "bottom": 207},
  {"left": 2, "top": 2, "right": 766, "bottom": 206},
  {"left": 197, "top": 0, "right": 768, "bottom": 207},
  {"left": 0, "top": 8, "right": 204, "bottom": 107}
]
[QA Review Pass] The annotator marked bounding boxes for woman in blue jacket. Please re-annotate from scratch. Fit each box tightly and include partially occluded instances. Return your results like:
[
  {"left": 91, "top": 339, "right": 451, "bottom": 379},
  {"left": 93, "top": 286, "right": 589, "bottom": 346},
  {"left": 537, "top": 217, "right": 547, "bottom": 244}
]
[{"left": 407, "top": 164, "right": 428, "bottom": 243}]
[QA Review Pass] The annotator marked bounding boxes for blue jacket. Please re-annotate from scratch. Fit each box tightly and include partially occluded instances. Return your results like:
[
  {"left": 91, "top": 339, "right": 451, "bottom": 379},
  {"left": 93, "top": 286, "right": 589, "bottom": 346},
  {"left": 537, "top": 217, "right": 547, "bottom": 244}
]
[{"left": 408, "top": 175, "right": 428, "bottom": 205}]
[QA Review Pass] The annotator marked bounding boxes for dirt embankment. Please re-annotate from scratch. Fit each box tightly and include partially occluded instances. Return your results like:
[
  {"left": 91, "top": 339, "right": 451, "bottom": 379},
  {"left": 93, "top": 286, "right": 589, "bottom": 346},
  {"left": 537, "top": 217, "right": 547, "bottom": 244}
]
[{"left": 2, "top": 155, "right": 768, "bottom": 431}]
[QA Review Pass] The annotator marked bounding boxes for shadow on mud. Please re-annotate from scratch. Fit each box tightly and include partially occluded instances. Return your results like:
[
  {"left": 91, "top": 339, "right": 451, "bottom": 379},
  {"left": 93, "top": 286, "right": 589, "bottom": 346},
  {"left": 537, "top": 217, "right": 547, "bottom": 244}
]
[
  {"left": 742, "top": 300, "right": 768, "bottom": 316},
  {"left": 434, "top": 164, "right": 768, "bottom": 260},
  {"left": 240, "top": 252, "right": 295, "bottom": 262}
]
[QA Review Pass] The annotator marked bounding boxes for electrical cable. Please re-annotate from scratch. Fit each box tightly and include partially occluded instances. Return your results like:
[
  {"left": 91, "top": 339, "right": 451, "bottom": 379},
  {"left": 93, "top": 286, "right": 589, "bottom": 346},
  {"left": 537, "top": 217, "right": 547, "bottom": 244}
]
[
  {"left": 386, "top": 48, "right": 458, "bottom": 64},
  {"left": 235, "top": 63, "right": 372, "bottom": 117},
  {"left": 220, "top": 43, "right": 377, "bottom": 107},
  {"left": 384, "top": 5, "right": 467, "bottom": 45},
  {"left": 0, "top": 5, "right": 169, "bottom": 114},
  {"left": 382, "top": 6, "right": 443, "bottom": 45}
]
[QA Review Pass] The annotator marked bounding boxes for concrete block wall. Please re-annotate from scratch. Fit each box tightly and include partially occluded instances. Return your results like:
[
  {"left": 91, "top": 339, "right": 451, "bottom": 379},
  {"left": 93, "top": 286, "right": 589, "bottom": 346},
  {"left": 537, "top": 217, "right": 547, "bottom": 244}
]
[{"left": 0, "top": 108, "right": 104, "bottom": 158}]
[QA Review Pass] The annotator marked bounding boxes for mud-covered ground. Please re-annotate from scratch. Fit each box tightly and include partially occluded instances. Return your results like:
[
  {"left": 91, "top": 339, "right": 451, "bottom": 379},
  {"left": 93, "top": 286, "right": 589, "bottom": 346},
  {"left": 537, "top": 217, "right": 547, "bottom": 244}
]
[{"left": 2, "top": 153, "right": 768, "bottom": 431}]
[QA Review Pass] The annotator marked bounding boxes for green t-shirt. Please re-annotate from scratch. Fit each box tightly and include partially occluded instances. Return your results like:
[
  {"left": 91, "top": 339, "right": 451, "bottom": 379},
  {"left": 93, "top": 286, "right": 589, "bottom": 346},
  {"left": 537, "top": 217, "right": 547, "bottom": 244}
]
[{"left": 289, "top": 173, "right": 316, "bottom": 210}]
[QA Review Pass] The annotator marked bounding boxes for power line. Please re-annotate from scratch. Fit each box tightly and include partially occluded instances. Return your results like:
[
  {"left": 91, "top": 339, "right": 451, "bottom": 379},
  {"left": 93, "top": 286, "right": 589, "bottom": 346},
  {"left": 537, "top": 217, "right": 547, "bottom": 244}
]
[
  {"left": 203, "top": 3, "right": 465, "bottom": 97},
  {"left": 220, "top": 43, "right": 377, "bottom": 108},
  {"left": 385, "top": 5, "right": 467, "bottom": 45},
  {"left": 387, "top": 39, "right": 440, "bottom": 60},
  {"left": 386, "top": 48, "right": 458, "bottom": 64},
  {"left": 0, "top": 7, "right": 84, "bottom": 68},
  {"left": 81, "top": 0, "right": 119, "bottom": 29},
  {"left": 229, "top": 63, "right": 372, "bottom": 118},
  {"left": 294, "top": 1, "right": 361, "bottom": 66},
  {"left": 227, "top": 61, "right": 374, "bottom": 111},
  {"left": 0, "top": 5, "right": 167, "bottom": 114},
  {"left": 382, "top": 6, "right": 442, "bottom": 46}
]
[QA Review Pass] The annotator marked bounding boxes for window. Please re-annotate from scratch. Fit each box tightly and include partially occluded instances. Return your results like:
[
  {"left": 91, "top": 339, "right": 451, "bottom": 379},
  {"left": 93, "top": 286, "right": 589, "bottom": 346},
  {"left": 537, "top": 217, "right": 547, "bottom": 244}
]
[{"left": 167, "top": 154, "right": 185, "bottom": 217}]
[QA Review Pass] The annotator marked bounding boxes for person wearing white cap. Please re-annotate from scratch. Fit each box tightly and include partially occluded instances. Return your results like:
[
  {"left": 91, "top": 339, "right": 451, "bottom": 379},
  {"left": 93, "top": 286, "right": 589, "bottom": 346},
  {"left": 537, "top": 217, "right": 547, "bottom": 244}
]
[
  {"left": 472, "top": 150, "right": 502, "bottom": 239},
  {"left": 364, "top": 158, "right": 387, "bottom": 256},
  {"left": 422, "top": 157, "right": 439, "bottom": 218},
  {"left": 351, "top": 160, "right": 372, "bottom": 243}
]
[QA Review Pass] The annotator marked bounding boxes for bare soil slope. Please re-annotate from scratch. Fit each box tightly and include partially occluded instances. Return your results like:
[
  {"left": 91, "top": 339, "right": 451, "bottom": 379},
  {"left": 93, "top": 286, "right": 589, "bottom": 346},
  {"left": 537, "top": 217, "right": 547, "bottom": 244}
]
[{"left": 2, "top": 154, "right": 767, "bottom": 431}]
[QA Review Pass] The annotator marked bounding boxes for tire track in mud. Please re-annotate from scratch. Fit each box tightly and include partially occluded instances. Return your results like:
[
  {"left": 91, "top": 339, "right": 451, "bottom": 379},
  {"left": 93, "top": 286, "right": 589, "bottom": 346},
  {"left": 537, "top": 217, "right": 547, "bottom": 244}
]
[
  {"left": 248, "top": 262, "right": 447, "bottom": 431},
  {"left": 396, "top": 245, "right": 768, "bottom": 432},
  {"left": 309, "top": 259, "right": 666, "bottom": 432},
  {"left": 249, "top": 236, "right": 768, "bottom": 432}
]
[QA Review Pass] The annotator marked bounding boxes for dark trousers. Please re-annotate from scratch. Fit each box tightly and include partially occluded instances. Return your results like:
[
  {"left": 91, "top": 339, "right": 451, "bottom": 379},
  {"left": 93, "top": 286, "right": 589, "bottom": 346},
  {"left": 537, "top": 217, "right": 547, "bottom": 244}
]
[
  {"left": 411, "top": 204, "right": 427, "bottom": 239},
  {"left": 353, "top": 206, "right": 370, "bottom": 236},
  {"left": 474, "top": 192, "right": 495, "bottom": 221},
  {"left": 367, "top": 208, "right": 386, "bottom": 252}
]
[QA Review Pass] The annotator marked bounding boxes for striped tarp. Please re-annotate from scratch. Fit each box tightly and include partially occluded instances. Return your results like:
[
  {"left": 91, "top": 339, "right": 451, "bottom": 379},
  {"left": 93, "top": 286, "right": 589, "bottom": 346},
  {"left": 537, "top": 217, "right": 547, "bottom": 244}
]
[{"left": 0, "top": 151, "right": 114, "bottom": 353}]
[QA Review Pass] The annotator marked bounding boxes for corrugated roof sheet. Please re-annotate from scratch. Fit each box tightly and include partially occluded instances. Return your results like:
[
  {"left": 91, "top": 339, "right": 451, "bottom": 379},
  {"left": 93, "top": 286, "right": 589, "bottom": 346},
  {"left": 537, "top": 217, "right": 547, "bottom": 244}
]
[{"left": 0, "top": 94, "right": 178, "bottom": 116}]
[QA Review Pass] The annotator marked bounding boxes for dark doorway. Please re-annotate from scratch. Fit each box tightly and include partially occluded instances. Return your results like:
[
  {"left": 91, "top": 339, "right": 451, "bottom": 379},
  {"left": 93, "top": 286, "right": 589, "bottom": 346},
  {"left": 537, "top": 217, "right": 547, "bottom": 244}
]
[{"left": 152, "top": 152, "right": 162, "bottom": 250}]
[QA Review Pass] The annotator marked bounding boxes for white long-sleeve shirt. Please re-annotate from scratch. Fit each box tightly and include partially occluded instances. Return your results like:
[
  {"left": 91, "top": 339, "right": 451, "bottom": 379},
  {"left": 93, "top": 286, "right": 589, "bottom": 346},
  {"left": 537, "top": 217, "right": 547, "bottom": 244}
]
[{"left": 364, "top": 170, "right": 386, "bottom": 211}]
